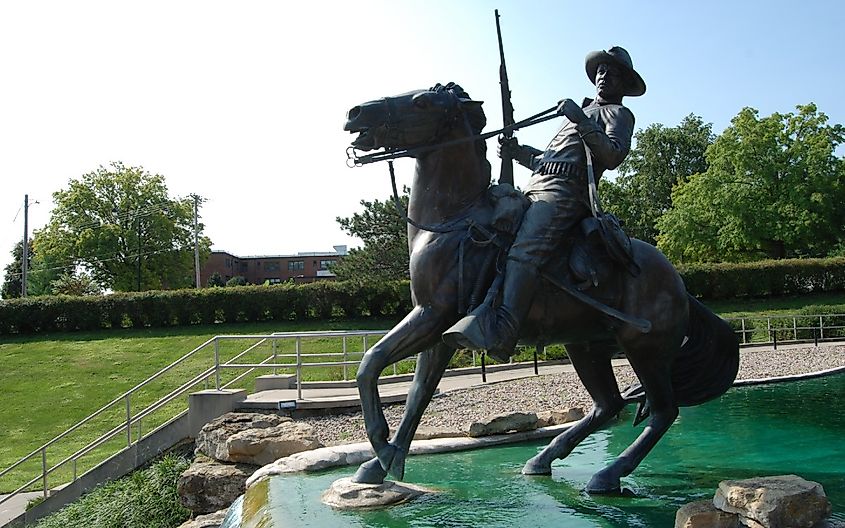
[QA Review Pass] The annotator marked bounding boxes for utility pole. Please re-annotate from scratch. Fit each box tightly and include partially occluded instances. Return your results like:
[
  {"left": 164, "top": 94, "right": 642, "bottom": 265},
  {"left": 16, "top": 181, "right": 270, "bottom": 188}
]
[
  {"left": 137, "top": 212, "right": 142, "bottom": 292},
  {"left": 193, "top": 194, "right": 201, "bottom": 289},
  {"left": 22, "top": 195, "right": 29, "bottom": 298}
]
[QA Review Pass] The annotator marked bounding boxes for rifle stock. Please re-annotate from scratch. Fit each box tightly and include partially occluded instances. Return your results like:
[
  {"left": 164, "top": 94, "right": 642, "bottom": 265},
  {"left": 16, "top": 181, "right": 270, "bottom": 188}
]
[{"left": 495, "top": 9, "right": 515, "bottom": 186}]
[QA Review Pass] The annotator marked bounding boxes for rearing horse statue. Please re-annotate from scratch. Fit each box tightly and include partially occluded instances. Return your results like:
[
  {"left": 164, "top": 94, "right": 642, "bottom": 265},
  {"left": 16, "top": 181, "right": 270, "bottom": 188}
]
[{"left": 343, "top": 83, "right": 739, "bottom": 494}]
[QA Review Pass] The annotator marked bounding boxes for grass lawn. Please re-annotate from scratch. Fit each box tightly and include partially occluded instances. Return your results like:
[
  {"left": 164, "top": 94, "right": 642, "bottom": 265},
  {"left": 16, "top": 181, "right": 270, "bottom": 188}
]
[
  {"left": 0, "top": 317, "right": 401, "bottom": 493},
  {"left": 1, "top": 291, "right": 844, "bottom": 493},
  {"left": 704, "top": 291, "right": 845, "bottom": 317}
]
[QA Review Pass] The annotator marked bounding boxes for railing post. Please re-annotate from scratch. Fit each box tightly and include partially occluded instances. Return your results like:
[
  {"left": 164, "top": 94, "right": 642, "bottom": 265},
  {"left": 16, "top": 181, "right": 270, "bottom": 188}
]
[
  {"left": 481, "top": 351, "right": 487, "bottom": 383},
  {"left": 741, "top": 318, "right": 747, "bottom": 344},
  {"left": 214, "top": 338, "right": 221, "bottom": 391},
  {"left": 342, "top": 336, "right": 348, "bottom": 381},
  {"left": 363, "top": 334, "right": 369, "bottom": 379},
  {"left": 793, "top": 316, "right": 798, "bottom": 341},
  {"left": 767, "top": 318, "right": 772, "bottom": 345},
  {"left": 73, "top": 459, "right": 77, "bottom": 482},
  {"left": 820, "top": 316, "right": 824, "bottom": 340},
  {"left": 296, "top": 337, "right": 302, "bottom": 400},
  {"left": 533, "top": 346, "right": 539, "bottom": 375},
  {"left": 272, "top": 339, "right": 278, "bottom": 376},
  {"left": 472, "top": 350, "right": 477, "bottom": 367},
  {"left": 41, "top": 447, "right": 47, "bottom": 498},
  {"left": 125, "top": 394, "right": 132, "bottom": 446}
]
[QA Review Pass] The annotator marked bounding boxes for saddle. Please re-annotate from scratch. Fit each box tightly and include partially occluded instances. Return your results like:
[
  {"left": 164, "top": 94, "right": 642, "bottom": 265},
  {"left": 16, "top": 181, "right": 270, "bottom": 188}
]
[{"left": 488, "top": 183, "right": 639, "bottom": 293}]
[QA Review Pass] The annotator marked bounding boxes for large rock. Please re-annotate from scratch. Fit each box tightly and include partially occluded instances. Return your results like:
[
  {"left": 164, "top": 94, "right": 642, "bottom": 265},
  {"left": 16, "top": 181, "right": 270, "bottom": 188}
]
[
  {"left": 713, "top": 475, "right": 832, "bottom": 528},
  {"left": 536, "top": 407, "right": 584, "bottom": 428},
  {"left": 675, "top": 500, "right": 740, "bottom": 528},
  {"left": 467, "top": 411, "right": 538, "bottom": 437},
  {"left": 321, "top": 477, "right": 435, "bottom": 509},
  {"left": 177, "top": 456, "right": 257, "bottom": 514},
  {"left": 196, "top": 412, "right": 290, "bottom": 462},
  {"left": 226, "top": 421, "right": 323, "bottom": 465},
  {"left": 176, "top": 508, "right": 229, "bottom": 528},
  {"left": 413, "top": 425, "right": 464, "bottom": 440}
]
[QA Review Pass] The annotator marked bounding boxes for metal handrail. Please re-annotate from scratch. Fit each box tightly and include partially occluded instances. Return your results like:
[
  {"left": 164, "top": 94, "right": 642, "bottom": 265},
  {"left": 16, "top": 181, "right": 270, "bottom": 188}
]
[
  {"left": 0, "top": 329, "right": 389, "bottom": 507},
  {"left": 725, "top": 313, "right": 845, "bottom": 346},
  {"left": 0, "top": 336, "right": 218, "bottom": 482}
]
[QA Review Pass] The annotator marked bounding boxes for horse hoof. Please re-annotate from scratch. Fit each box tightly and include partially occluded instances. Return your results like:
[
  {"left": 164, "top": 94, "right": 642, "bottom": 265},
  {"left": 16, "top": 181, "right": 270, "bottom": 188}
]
[
  {"left": 388, "top": 449, "right": 406, "bottom": 481},
  {"left": 376, "top": 444, "right": 403, "bottom": 473},
  {"left": 351, "top": 458, "right": 387, "bottom": 485},
  {"left": 585, "top": 472, "right": 622, "bottom": 495},
  {"left": 522, "top": 457, "right": 552, "bottom": 476}
]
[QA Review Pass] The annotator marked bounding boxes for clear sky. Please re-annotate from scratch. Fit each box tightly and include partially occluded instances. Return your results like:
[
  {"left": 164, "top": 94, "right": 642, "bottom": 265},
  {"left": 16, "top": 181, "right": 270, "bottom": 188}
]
[{"left": 2, "top": 0, "right": 843, "bottom": 288}]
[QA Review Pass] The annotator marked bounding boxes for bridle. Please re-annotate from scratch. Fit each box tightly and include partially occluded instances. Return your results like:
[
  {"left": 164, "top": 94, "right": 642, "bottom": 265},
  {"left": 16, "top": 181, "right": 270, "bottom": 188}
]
[{"left": 345, "top": 89, "right": 559, "bottom": 234}]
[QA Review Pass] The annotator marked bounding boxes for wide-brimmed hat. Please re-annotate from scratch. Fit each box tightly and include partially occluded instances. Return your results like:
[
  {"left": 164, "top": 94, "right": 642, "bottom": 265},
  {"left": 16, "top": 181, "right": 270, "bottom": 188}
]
[{"left": 585, "top": 46, "right": 646, "bottom": 97}]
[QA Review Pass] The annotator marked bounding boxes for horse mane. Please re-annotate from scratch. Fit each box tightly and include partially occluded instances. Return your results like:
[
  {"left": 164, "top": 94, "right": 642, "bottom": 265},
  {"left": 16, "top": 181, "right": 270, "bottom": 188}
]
[{"left": 431, "top": 82, "right": 492, "bottom": 183}]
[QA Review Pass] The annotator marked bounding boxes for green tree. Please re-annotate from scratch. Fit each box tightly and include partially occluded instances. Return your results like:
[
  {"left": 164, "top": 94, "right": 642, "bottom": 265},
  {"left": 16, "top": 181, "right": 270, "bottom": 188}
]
[
  {"left": 36, "top": 162, "right": 212, "bottom": 291},
  {"left": 602, "top": 114, "right": 714, "bottom": 244},
  {"left": 1, "top": 240, "right": 33, "bottom": 299},
  {"left": 657, "top": 104, "right": 845, "bottom": 262},
  {"left": 333, "top": 190, "right": 410, "bottom": 282},
  {"left": 207, "top": 271, "right": 225, "bottom": 287},
  {"left": 225, "top": 275, "right": 247, "bottom": 287},
  {"left": 50, "top": 271, "right": 102, "bottom": 296}
]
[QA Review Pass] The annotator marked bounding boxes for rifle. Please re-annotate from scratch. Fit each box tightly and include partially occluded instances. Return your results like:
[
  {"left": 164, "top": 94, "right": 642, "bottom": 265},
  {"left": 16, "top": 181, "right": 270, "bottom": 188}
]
[{"left": 495, "top": 9, "right": 515, "bottom": 186}]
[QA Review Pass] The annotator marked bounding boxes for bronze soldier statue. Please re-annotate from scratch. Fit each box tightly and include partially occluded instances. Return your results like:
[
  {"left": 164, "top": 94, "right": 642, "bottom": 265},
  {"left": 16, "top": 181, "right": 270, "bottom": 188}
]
[{"left": 444, "top": 46, "right": 646, "bottom": 360}]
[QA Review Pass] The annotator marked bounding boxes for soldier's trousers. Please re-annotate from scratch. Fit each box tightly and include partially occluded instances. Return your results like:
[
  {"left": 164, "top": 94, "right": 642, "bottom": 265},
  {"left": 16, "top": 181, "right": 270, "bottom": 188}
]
[{"left": 507, "top": 185, "right": 590, "bottom": 271}]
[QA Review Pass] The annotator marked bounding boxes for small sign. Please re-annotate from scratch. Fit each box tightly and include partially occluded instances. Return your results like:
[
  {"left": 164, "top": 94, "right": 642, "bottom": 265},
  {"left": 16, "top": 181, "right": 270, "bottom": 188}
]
[{"left": 278, "top": 400, "right": 297, "bottom": 410}]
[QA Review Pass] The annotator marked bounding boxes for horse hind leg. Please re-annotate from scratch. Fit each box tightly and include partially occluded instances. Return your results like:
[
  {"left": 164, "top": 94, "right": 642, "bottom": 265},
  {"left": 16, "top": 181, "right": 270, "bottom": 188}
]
[
  {"left": 523, "top": 341, "right": 625, "bottom": 475},
  {"left": 586, "top": 342, "right": 679, "bottom": 494}
]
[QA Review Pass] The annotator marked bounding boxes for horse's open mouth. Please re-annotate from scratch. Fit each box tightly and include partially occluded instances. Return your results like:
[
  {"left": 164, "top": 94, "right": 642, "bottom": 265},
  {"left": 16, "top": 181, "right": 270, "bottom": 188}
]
[{"left": 348, "top": 127, "right": 378, "bottom": 151}]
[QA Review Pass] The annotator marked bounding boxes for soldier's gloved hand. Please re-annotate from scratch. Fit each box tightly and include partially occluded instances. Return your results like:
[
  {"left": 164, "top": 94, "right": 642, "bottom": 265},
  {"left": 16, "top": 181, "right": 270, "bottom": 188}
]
[
  {"left": 497, "top": 136, "right": 521, "bottom": 159},
  {"left": 557, "top": 98, "right": 587, "bottom": 124}
]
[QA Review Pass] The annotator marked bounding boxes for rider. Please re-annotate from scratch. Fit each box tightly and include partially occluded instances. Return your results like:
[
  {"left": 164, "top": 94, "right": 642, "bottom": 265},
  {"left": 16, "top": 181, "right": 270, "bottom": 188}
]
[{"left": 443, "top": 46, "right": 646, "bottom": 361}]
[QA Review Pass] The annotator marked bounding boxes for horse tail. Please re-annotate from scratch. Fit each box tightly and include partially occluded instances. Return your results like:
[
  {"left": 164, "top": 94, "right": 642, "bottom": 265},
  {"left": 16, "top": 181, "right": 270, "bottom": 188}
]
[{"left": 671, "top": 294, "right": 740, "bottom": 407}]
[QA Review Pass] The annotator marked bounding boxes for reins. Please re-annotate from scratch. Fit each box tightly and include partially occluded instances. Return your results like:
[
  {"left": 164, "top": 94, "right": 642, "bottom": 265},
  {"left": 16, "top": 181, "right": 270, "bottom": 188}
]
[
  {"left": 346, "top": 104, "right": 559, "bottom": 167},
  {"left": 350, "top": 102, "right": 559, "bottom": 235}
]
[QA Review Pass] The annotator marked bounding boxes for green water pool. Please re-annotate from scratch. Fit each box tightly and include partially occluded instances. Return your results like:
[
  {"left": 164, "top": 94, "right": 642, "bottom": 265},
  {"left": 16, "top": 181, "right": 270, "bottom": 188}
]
[{"left": 224, "top": 373, "right": 845, "bottom": 527}]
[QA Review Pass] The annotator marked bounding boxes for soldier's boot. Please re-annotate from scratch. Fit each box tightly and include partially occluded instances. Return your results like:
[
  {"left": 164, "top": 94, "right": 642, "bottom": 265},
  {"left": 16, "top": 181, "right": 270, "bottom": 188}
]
[{"left": 443, "top": 261, "right": 538, "bottom": 361}]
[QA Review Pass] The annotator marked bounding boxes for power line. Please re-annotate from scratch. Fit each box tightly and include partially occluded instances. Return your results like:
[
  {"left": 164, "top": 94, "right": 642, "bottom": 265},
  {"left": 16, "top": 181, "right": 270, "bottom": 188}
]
[{"left": 3, "top": 246, "right": 195, "bottom": 280}]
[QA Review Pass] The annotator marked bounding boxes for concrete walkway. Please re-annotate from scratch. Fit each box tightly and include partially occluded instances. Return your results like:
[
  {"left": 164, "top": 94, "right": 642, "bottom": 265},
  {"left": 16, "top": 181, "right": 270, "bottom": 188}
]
[
  {"left": 238, "top": 359, "right": 631, "bottom": 412},
  {"left": 0, "top": 492, "right": 41, "bottom": 527}
]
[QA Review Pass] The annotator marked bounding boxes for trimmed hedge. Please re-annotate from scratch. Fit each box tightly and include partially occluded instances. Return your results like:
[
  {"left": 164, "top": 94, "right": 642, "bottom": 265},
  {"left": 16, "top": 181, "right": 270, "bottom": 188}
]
[
  {"left": 0, "top": 281, "right": 413, "bottom": 335},
  {"left": 1, "top": 257, "right": 843, "bottom": 335},
  {"left": 679, "top": 257, "right": 845, "bottom": 299}
]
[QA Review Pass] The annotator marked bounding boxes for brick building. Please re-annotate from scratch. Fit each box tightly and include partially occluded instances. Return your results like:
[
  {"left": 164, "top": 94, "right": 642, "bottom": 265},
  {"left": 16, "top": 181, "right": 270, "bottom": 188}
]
[{"left": 200, "top": 245, "right": 348, "bottom": 286}]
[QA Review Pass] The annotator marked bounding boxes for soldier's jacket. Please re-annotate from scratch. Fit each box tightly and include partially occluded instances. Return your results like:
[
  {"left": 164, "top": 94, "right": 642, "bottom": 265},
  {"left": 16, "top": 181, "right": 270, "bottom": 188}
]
[{"left": 525, "top": 98, "right": 635, "bottom": 196}]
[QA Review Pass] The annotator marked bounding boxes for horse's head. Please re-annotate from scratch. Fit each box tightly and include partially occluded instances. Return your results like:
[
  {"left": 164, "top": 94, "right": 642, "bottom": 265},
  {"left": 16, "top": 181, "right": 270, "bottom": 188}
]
[{"left": 344, "top": 82, "right": 485, "bottom": 152}]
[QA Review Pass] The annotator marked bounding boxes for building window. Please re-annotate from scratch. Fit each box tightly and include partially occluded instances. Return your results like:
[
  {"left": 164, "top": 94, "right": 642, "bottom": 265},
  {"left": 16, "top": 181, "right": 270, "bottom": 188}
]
[
  {"left": 288, "top": 260, "right": 304, "bottom": 271},
  {"left": 265, "top": 261, "right": 281, "bottom": 272},
  {"left": 319, "top": 259, "right": 336, "bottom": 270},
  {"left": 266, "top": 278, "right": 282, "bottom": 285},
  {"left": 225, "top": 258, "right": 231, "bottom": 269}
]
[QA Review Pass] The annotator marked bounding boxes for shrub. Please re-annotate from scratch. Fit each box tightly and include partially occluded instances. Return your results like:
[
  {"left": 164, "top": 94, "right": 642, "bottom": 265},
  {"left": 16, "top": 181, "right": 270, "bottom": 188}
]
[
  {"left": 679, "top": 257, "right": 845, "bottom": 299},
  {"left": 0, "top": 280, "right": 412, "bottom": 335}
]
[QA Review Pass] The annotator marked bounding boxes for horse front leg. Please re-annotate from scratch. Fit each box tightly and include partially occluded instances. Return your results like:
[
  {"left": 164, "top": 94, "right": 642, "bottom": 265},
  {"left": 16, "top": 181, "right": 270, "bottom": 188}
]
[
  {"left": 586, "top": 349, "right": 678, "bottom": 494},
  {"left": 384, "top": 342, "right": 454, "bottom": 480},
  {"left": 353, "top": 305, "right": 445, "bottom": 484},
  {"left": 523, "top": 342, "right": 624, "bottom": 475}
]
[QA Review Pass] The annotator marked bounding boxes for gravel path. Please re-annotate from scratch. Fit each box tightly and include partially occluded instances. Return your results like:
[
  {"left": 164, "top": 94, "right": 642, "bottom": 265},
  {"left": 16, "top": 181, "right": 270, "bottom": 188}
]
[{"left": 301, "top": 344, "right": 845, "bottom": 447}]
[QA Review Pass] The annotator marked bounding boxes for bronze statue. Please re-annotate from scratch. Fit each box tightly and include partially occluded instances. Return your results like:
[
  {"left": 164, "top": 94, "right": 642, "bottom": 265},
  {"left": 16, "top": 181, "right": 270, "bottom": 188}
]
[
  {"left": 343, "top": 50, "right": 738, "bottom": 495},
  {"left": 445, "top": 47, "right": 642, "bottom": 361}
]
